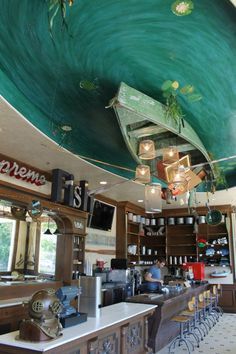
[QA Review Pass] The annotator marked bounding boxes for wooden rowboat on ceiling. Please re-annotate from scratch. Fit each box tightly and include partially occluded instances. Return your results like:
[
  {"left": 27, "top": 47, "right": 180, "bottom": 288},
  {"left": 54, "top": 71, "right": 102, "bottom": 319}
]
[{"left": 110, "top": 82, "right": 214, "bottom": 192}]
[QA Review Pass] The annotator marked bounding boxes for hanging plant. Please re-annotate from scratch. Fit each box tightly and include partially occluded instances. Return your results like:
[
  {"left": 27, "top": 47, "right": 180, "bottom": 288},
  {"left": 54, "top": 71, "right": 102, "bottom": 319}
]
[
  {"left": 171, "top": 0, "right": 194, "bottom": 16},
  {"left": 161, "top": 80, "right": 183, "bottom": 126},
  {"left": 208, "top": 153, "right": 228, "bottom": 191},
  {"left": 47, "top": 0, "right": 74, "bottom": 36},
  {"left": 212, "top": 164, "right": 228, "bottom": 190},
  {"left": 161, "top": 80, "right": 202, "bottom": 132}
]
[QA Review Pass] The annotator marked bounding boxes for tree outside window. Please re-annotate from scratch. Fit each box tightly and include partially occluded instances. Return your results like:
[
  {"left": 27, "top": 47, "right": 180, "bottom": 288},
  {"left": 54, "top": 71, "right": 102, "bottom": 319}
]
[
  {"left": 39, "top": 220, "right": 57, "bottom": 275},
  {"left": 0, "top": 218, "right": 16, "bottom": 271}
]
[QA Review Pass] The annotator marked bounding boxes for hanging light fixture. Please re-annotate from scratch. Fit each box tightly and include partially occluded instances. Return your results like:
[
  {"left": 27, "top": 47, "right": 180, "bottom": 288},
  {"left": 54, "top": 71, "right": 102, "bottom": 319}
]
[
  {"left": 138, "top": 140, "right": 155, "bottom": 160},
  {"left": 44, "top": 219, "right": 52, "bottom": 235},
  {"left": 145, "top": 183, "right": 162, "bottom": 213},
  {"left": 165, "top": 154, "right": 191, "bottom": 182},
  {"left": 170, "top": 165, "right": 188, "bottom": 194},
  {"left": 53, "top": 228, "right": 61, "bottom": 235},
  {"left": 162, "top": 146, "right": 179, "bottom": 165},
  {"left": 135, "top": 165, "right": 151, "bottom": 184}
]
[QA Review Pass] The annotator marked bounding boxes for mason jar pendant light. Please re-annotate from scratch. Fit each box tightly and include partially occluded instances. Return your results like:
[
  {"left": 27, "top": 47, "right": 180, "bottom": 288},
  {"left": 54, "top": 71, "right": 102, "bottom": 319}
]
[
  {"left": 135, "top": 165, "right": 151, "bottom": 184},
  {"left": 138, "top": 140, "right": 155, "bottom": 160},
  {"left": 172, "top": 165, "right": 187, "bottom": 192},
  {"left": 162, "top": 146, "right": 179, "bottom": 165},
  {"left": 145, "top": 183, "right": 162, "bottom": 213}
]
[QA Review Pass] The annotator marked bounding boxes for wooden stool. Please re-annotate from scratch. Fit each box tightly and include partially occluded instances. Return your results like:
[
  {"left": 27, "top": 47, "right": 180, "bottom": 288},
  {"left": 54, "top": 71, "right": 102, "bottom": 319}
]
[
  {"left": 212, "top": 284, "right": 224, "bottom": 316},
  {"left": 197, "top": 293, "right": 211, "bottom": 333},
  {"left": 168, "top": 312, "right": 194, "bottom": 354},
  {"left": 204, "top": 289, "right": 219, "bottom": 325},
  {"left": 180, "top": 296, "right": 203, "bottom": 343}
]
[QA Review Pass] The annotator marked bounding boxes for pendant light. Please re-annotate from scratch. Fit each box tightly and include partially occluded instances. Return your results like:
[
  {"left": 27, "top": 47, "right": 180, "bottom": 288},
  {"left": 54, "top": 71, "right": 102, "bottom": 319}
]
[
  {"left": 171, "top": 166, "right": 188, "bottom": 193},
  {"left": 162, "top": 146, "right": 179, "bottom": 165},
  {"left": 44, "top": 219, "right": 52, "bottom": 235},
  {"left": 53, "top": 227, "right": 61, "bottom": 235},
  {"left": 138, "top": 140, "right": 155, "bottom": 160},
  {"left": 135, "top": 165, "right": 151, "bottom": 184},
  {"left": 145, "top": 183, "right": 162, "bottom": 213}
]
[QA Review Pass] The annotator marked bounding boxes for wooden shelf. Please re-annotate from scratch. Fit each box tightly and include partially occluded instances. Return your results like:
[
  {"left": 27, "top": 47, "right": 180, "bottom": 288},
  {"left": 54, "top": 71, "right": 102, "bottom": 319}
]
[
  {"left": 127, "top": 232, "right": 139, "bottom": 236},
  {"left": 168, "top": 253, "right": 196, "bottom": 256},
  {"left": 168, "top": 244, "right": 196, "bottom": 247},
  {"left": 208, "top": 232, "right": 228, "bottom": 236},
  {"left": 168, "top": 233, "right": 194, "bottom": 237},
  {"left": 116, "top": 203, "right": 231, "bottom": 267}
]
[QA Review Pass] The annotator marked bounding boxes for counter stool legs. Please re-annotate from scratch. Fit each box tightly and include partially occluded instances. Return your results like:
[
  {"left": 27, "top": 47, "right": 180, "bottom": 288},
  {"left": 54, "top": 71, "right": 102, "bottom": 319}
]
[
  {"left": 169, "top": 317, "right": 194, "bottom": 354},
  {"left": 212, "top": 284, "right": 224, "bottom": 317},
  {"left": 185, "top": 320, "right": 200, "bottom": 347}
]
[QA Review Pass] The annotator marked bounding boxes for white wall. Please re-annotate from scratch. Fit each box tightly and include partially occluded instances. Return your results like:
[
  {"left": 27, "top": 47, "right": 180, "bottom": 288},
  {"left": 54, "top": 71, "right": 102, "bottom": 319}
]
[{"left": 84, "top": 206, "right": 116, "bottom": 274}]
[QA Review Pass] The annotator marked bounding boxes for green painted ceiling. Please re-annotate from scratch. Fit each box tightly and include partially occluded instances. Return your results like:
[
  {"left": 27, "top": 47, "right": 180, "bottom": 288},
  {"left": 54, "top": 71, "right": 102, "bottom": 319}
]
[{"left": 0, "top": 0, "right": 236, "bottom": 188}]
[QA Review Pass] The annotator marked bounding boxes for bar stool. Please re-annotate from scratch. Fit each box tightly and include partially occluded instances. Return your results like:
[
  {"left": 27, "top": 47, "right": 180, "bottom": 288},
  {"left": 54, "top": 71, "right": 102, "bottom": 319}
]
[
  {"left": 203, "top": 289, "right": 219, "bottom": 325},
  {"left": 168, "top": 302, "right": 195, "bottom": 354},
  {"left": 197, "top": 292, "right": 212, "bottom": 333},
  {"left": 180, "top": 296, "right": 203, "bottom": 343},
  {"left": 211, "top": 284, "right": 224, "bottom": 316}
]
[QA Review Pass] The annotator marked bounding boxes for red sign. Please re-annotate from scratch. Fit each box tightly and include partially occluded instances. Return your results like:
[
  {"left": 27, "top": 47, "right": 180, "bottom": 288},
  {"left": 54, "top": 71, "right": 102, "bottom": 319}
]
[{"left": 0, "top": 159, "right": 46, "bottom": 186}]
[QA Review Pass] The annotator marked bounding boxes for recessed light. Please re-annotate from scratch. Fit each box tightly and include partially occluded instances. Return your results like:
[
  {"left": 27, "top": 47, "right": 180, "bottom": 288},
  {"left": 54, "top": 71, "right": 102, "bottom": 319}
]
[
  {"left": 137, "top": 199, "right": 144, "bottom": 203},
  {"left": 61, "top": 125, "right": 72, "bottom": 132},
  {"left": 100, "top": 181, "right": 107, "bottom": 185}
]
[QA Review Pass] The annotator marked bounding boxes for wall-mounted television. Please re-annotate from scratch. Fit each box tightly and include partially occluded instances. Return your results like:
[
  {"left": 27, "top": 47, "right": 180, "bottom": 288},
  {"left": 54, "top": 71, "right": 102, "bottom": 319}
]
[{"left": 88, "top": 200, "right": 115, "bottom": 231}]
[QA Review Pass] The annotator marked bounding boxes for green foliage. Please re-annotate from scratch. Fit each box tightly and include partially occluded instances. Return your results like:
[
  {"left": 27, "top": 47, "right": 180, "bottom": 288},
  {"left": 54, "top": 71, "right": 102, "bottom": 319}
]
[
  {"left": 41, "top": 238, "right": 56, "bottom": 253},
  {"left": 213, "top": 164, "right": 228, "bottom": 190},
  {"left": 39, "top": 224, "right": 57, "bottom": 274},
  {"left": 0, "top": 222, "right": 12, "bottom": 270},
  {"left": 47, "top": 0, "right": 74, "bottom": 37},
  {"left": 208, "top": 153, "right": 228, "bottom": 190},
  {"left": 161, "top": 80, "right": 202, "bottom": 131}
]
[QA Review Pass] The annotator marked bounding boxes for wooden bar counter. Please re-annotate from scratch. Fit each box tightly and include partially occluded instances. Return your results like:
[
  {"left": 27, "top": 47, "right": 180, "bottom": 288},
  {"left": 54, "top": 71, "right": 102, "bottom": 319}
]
[
  {"left": 126, "top": 283, "right": 209, "bottom": 353},
  {"left": 0, "top": 302, "right": 156, "bottom": 354}
]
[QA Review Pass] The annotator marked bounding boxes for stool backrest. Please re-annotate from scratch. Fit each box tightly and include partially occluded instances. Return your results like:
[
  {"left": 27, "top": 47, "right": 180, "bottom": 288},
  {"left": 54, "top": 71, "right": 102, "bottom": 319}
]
[
  {"left": 187, "top": 297, "right": 195, "bottom": 311},
  {"left": 204, "top": 290, "right": 211, "bottom": 299},
  {"left": 198, "top": 293, "right": 204, "bottom": 302},
  {"left": 212, "top": 285, "right": 217, "bottom": 295}
]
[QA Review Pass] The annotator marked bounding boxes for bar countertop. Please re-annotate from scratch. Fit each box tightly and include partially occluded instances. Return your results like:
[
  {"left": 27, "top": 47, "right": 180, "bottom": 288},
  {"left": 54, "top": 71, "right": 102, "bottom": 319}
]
[
  {"left": 0, "top": 302, "right": 157, "bottom": 352},
  {"left": 126, "top": 283, "right": 208, "bottom": 306},
  {"left": 126, "top": 283, "right": 209, "bottom": 353}
]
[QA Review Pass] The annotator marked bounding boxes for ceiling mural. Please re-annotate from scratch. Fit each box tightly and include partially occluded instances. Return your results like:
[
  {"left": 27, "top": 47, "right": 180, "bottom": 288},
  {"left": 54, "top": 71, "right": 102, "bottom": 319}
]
[{"left": 0, "top": 0, "right": 236, "bottom": 191}]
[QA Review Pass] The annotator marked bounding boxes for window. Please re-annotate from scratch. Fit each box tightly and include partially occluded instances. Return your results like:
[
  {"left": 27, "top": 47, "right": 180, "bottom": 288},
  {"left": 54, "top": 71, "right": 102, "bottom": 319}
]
[
  {"left": 38, "top": 220, "right": 57, "bottom": 275},
  {"left": 0, "top": 217, "right": 16, "bottom": 271}
]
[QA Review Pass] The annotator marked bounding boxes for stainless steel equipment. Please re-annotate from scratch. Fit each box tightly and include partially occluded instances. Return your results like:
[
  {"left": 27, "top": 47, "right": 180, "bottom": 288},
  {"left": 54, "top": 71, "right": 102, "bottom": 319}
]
[
  {"left": 101, "top": 269, "right": 134, "bottom": 306},
  {"left": 79, "top": 276, "right": 102, "bottom": 317},
  {"left": 107, "top": 269, "right": 131, "bottom": 283}
]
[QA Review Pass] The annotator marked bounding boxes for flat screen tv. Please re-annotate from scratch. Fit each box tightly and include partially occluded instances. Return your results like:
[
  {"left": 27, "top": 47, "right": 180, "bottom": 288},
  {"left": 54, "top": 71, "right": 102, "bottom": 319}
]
[{"left": 88, "top": 200, "right": 115, "bottom": 231}]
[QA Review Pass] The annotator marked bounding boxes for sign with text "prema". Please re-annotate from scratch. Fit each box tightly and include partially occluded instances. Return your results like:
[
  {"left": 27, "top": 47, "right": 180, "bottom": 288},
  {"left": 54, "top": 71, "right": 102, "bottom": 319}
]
[{"left": 0, "top": 159, "right": 46, "bottom": 186}]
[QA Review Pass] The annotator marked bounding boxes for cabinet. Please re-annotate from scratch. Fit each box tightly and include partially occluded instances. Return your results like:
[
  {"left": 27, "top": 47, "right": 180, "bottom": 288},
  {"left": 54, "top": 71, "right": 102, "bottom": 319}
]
[
  {"left": 0, "top": 304, "right": 28, "bottom": 335},
  {"left": 218, "top": 284, "right": 236, "bottom": 313},
  {"left": 167, "top": 224, "right": 197, "bottom": 265},
  {"left": 116, "top": 202, "right": 166, "bottom": 266},
  {"left": 127, "top": 221, "right": 166, "bottom": 265},
  {"left": 72, "top": 235, "right": 85, "bottom": 277},
  {"left": 197, "top": 219, "right": 230, "bottom": 266},
  {"left": 55, "top": 215, "right": 87, "bottom": 283},
  {"left": 116, "top": 202, "right": 232, "bottom": 269}
]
